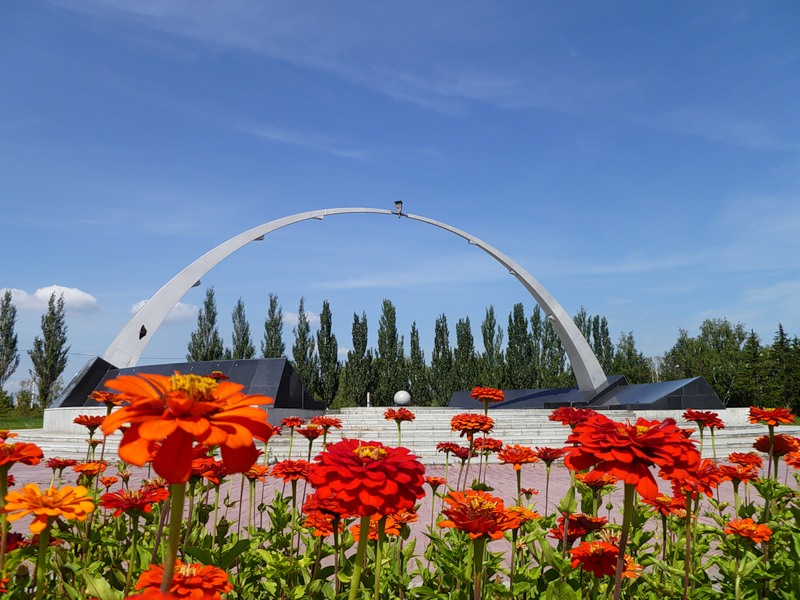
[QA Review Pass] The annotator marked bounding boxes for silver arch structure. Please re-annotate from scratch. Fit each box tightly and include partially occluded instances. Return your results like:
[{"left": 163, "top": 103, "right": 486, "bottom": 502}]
[{"left": 103, "top": 207, "right": 610, "bottom": 395}]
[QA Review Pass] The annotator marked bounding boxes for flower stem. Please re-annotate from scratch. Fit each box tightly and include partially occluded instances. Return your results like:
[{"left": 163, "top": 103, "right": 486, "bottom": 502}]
[
  {"left": 124, "top": 515, "right": 140, "bottom": 596},
  {"left": 374, "top": 516, "right": 386, "bottom": 600},
  {"left": 348, "top": 515, "right": 371, "bottom": 600},
  {"left": 516, "top": 468, "right": 522, "bottom": 506},
  {"left": 0, "top": 467, "right": 8, "bottom": 570},
  {"left": 160, "top": 482, "right": 187, "bottom": 594},
  {"left": 612, "top": 483, "right": 635, "bottom": 600},
  {"left": 472, "top": 537, "right": 487, "bottom": 600},
  {"left": 34, "top": 518, "right": 53, "bottom": 600},
  {"left": 396, "top": 422, "right": 402, "bottom": 446}
]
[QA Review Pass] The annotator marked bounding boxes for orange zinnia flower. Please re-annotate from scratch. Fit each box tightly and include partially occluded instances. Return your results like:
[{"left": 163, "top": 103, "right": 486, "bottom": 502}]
[
  {"left": 135, "top": 561, "right": 232, "bottom": 599},
  {"left": 392, "top": 508, "right": 419, "bottom": 526},
  {"left": 725, "top": 518, "right": 772, "bottom": 543},
  {"left": 505, "top": 505, "right": 541, "bottom": 525},
  {"left": 575, "top": 471, "right": 619, "bottom": 490},
  {"left": 296, "top": 425, "right": 323, "bottom": 441},
  {"left": 271, "top": 459, "right": 311, "bottom": 482},
  {"left": 425, "top": 475, "right": 447, "bottom": 490},
  {"left": 719, "top": 464, "right": 759, "bottom": 484},
  {"left": 303, "top": 510, "right": 342, "bottom": 537},
  {"left": 683, "top": 409, "right": 725, "bottom": 430},
  {"left": 243, "top": 464, "right": 270, "bottom": 483},
  {"left": 565, "top": 415, "right": 700, "bottom": 498},
  {"left": 785, "top": 452, "right": 800, "bottom": 470},
  {"left": 350, "top": 514, "right": 401, "bottom": 540},
  {"left": 281, "top": 416, "right": 306, "bottom": 429},
  {"left": 549, "top": 406, "right": 597, "bottom": 427},
  {"left": 754, "top": 433, "right": 800, "bottom": 456},
  {"left": 310, "top": 415, "right": 343, "bottom": 430},
  {"left": 549, "top": 514, "right": 608, "bottom": 544},
  {"left": 90, "top": 390, "right": 125, "bottom": 408},
  {"left": 749, "top": 406, "right": 795, "bottom": 426},
  {"left": 642, "top": 494, "right": 686, "bottom": 517},
  {"left": 622, "top": 555, "right": 643, "bottom": 579},
  {"left": 569, "top": 541, "right": 618, "bottom": 577},
  {"left": 101, "top": 372, "right": 274, "bottom": 483},
  {"left": 450, "top": 413, "right": 494, "bottom": 440},
  {"left": 0, "top": 441, "right": 43, "bottom": 470},
  {"left": 729, "top": 452, "right": 763, "bottom": 469},
  {"left": 101, "top": 486, "right": 170, "bottom": 517},
  {"left": 124, "top": 589, "right": 214, "bottom": 599},
  {"left": 100, "top": 476, "right": 119, "bottom": 490},
  {"left": 308, "top": 439, "right": 425, "bottom": 517},
  {"left": 2, "top": 483, "right": 95, "bottom": 533},
  {"left": 74, "top": 414, "right": 105, "bottom": 433},
  {"left": 439, "top": 489, "right": 520, "bottom": 540},
  {"left": 470, "top": 386, "right": 505, "bottom": 403},
  {"left": 0, "top": 430, "right": 17, "bottom": 442},
  {"left": 384, "top": 407, "right": 416, "bottom": 422},
  {"left": 473, "top": 437, "right": 503, "bottom": 453},
  {"left": 498, "top": 444, "right": 539, "bottom": 470},
  {"left": 73, "top": 461, "right": 107, "bottom": 478},
  {"left": 665, "top": 458, "right": 723, "bottom": 499}
]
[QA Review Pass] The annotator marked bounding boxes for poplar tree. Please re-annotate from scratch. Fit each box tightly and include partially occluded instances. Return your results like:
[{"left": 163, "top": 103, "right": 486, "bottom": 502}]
[
  {"left": 291, "top": 297, "right": 318, "bottom": 394},
  {"left": 186, "top": 287, "right": 225, "bottom": 362},
  {"left": 229, "top": 298, "right": 255, "bottom": 359},
  {"left": 375, "top": 299, "right": 406, "bottom": 405},
  {"left": 28, "top": 292, "right": 69, "bottom": 409},
  {"left": 454, "top": 316, "right": 479, "bottom": 390},
  {"left": 407, "top": 321, "right": 431, "bottom": 405},
  {"left": 505, "top": 303, "right": 534, "bottom": 388},
  {"left": 261, "top": 293, "right": 285, "bottom": 358},
  {"left": 611, "top": 332, "right": 652, "bottom": 383},
  {"left": 541, "top": 318, "right": 572, "bottom": 387},
  {"left": 479, "top": 306, "right": 504, "bottom": 388},
  {"left": 315, "top": 300, "right": 340, "bottom": 406},
  {"left": 0, "top": 290, "right": 20, "bottom": 392},
  {"left": 430, "top": 314, "right": 454, "bottom": 406},
  {"left": 345, "top": 312, "right": 373, "bottom": 406}
]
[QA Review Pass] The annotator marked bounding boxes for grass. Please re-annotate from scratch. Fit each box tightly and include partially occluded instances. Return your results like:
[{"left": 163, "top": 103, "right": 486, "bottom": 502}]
[{"left": 0, "top": 413, "right": 44, "bottom": 429}]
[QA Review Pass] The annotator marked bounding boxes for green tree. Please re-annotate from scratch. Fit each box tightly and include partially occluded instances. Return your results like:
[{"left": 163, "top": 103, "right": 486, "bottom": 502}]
[
  {"left": 505, "top": 303, "right": 535, "bottom": 388},
  {"left": 541, "top": 317, "right": 572, "bottom": 387},
  {"left": 0, "top": 290, "right": 20, "bottom": 392},
  {"left": 374, "top": 299, "right": 406, "bottom": 405},
  {"left": 611, "top": 332, "right": 652, "bottom": 384},
  {"left": 729, "top": 331, "right": 767, "bottom": 407},
  {"left": 761, "top": 324, "right": 800, "bottom": 410},
  {"left": 479, "top": 306, "right": 504, "bottom": 388},
  {"left": 407, "top": 321, "right": 431, "bottom": 406},
  {"left": 186, "top": 287, "right": 225, "bottom": 362},
  {"left": 228, "top": 298, "right": 255, "bottom": 359},
  {"left": 344, "top": 312, "right": 374, "bottom": 406},
  {"left": 315, "top": 300, "right": 340, "bottom": 407},
  {"left": 573, "top": 307, "right": 614, "bottom": 373},
  {"left": 430, "top": 314, "right": 454, "bottom": 406},
  {"left": 290, "top": 297, "right": 318, "bottom": 394},
  {"left": 454, "top": 316, "right": 479, "bottom": 391},
  {"left": 28, "top": 292, "right": 69, "bottom": 409},
  {"left": 14, "top": 379, "right": 35, "bottom": 415},
  {"left": 261, "top": 293, "right": 285, "bottom": 358}
]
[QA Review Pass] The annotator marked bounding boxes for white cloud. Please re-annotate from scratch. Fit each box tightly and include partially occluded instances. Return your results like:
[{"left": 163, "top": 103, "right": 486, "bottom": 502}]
[
  {"left": 282, "top": 311, "right": 320, "bottom": 326},
  {"left": 130, "top": 300, "right": 198, "bottom": 324},
  {"left": 232, "top": 122, "right": 369, "bottom": 160},
  {"left": 5, "top": 285, "right": 100, "bottom": 313}
]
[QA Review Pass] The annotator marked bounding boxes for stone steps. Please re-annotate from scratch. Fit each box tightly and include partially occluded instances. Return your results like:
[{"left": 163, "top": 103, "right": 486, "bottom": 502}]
[{"left": 14, "top": 406, "right": 795, "bottom": 463}]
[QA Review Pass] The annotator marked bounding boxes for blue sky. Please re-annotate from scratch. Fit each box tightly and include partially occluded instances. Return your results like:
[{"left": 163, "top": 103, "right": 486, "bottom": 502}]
[{"left": 2, "top": 1, "right": 799, "bottom": 393}]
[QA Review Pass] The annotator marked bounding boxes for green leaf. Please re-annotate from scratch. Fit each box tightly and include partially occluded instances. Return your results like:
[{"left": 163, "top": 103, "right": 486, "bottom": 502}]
[
  {"left": 82, "top": 572, "right": 123, "bottom": 600},
  {"left": 557, "top": 485, "right": 577, "bottom": 516},
  {"left": 545, "top": 579, "right": 578, "bottom": 600},
  {"left": 184, "top": 545, "right": 214, "bottom": 565}
]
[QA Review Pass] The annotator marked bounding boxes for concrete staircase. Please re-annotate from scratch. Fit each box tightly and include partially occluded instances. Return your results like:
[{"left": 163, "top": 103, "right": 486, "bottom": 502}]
[{"left": 13, "top": 407, "right": 796, "bottom": 464}]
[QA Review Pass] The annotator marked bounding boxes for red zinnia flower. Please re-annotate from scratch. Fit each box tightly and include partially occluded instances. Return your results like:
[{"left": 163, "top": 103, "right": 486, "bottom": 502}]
[
  {"left": 271, "top": 459, "right": 311, "bottom": 482},
  {"left": 0, "top": 431, "right": 17, "bottom": 442},
  {"left": 73, "top": 414, "right": 105, "bottom": 433},
  {"left": 749, "top": 407, "right": 795, "bottom": 426},
  {"left": 565, "top": 415, "right": 700, "bottom": 498},
  {"left": 470, "top": 386, "right": 505, "bottom": 403},
  {"left": 785, "top": 452, "right": 800, "bottom": 470},
  {"left": 308, "top": 439, "right": 425, "bottom": 517},
  {"left": 665, "top": 458, "right": 723, "bottom": 499},
  {"left": 436, "top": 441, "right": 460, "bottom": 455},
  {"left": 439, "top": 490, "right": 520, "bottom": 540},
  {"left": 297, "top": 425, "right": 323, "bottom": 441},
  {"left": 498, "top": 445, "right": 539, "bottom": 470},
  {"left": 450, "top": 413, "right": 494, "bottom": 440},
  {"left": 100, "top": 486, "right": 170, "bottom": 517},
  {"left": 569, "top": 541, "right": 619, "bottom": 577},
  {"left": 425, "top": 476, "right": 447, "bottom": 490},
  {"left": 521, "top": 488, "right": 539, "bottom": 498},
  {"left": 135, "top": 561, "right": 232, "bottom": 599},
  {"left": 281, "top": 416, "right": 306, "bottom": 429},
  {"left": 384, "top": 407, "right": 416, "bottom": 422},
  {"left": 473, "top": 437, "right": 503, "bottom": 454},
  {"left": 46, "top": 457, "right": 78, "bottom": 471},
  {"left": 729, "top": 452, "right": 763, "bottom": 469},
  {"left": 754, "top": 433, "right": 800, "bottom": 456},
  {"left": 0, "top": 441, "right": 43, "bottom": 469},
  {"left": 683, "top": 409, "right": 725, "bottom": 430},
  {"left": 209, "top": 371, "right": 229, "bottom": 381},
  {"left": 549, "top": 514, "right": 608, "bottom": 544},
  {"left": 549, "top": 407, "right": 597, "bottom": 427},
  {"left": 303, "top": 492, "right": 348, "bottom": 519},
  {"left": 725, "top": 518, "right": 772, "bottom": 543},
  {"left": 535, "top": 446, "right": 568, "bottom": 465},
  {"left": 101, "top": 372, "right": 275, "bottom": 483},
  {"left": 451, "top": 445, "right": 477, "bottom": 461}
]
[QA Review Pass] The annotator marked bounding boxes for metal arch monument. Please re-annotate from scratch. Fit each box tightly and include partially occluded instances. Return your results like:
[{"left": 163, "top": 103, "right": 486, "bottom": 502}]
[{"left": 102, "top": 207, "right": 611, "bottom": 395}]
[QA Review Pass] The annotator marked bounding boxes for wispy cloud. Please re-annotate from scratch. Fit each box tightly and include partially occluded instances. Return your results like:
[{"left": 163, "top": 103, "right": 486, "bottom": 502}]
[
  {"left": 282, "top": 311, "right": 320, "bottom": 326},
  {"left": 5, "top": 286, "right": 100, "bottom": 313},
  {"left": 232, "top": 122, "right": 369, "bottom": 159}
]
